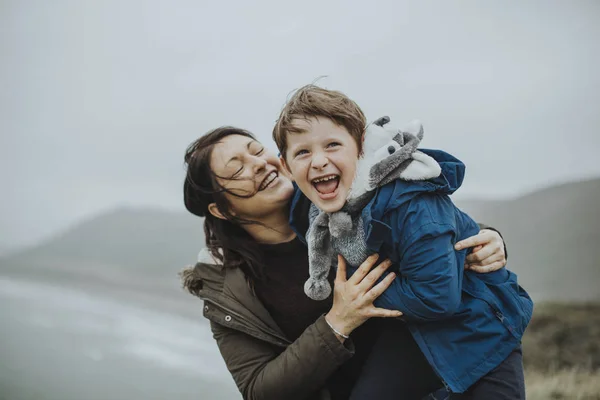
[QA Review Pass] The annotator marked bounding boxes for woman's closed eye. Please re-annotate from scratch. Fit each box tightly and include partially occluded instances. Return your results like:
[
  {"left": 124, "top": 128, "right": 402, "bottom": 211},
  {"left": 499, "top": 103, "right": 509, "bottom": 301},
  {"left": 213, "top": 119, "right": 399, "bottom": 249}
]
[
  {"left": 255, "top": 147, "right": 265, "bottom": 156},
  {"left": 230, "top": 166, "right": 244, "bottom": 178}
]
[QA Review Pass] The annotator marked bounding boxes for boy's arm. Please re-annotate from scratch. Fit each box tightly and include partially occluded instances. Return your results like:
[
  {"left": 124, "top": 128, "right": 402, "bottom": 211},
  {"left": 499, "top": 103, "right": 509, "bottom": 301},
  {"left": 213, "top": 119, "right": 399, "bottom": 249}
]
[
  {"left": 382, "top": 223, "right": 462, "bottom": 321},
  {"left": 376, "top": 197, "right": 466, "bottom": 322}
]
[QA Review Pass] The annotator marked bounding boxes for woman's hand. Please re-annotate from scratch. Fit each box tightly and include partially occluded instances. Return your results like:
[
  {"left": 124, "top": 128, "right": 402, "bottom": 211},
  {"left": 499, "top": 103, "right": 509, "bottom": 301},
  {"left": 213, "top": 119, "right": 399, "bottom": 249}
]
[
  {"left": 325, "top": 254, "right": 403, "bottom": 341},
  {"left": 454, "top": 229, "right": 506, "bottom": 273}
]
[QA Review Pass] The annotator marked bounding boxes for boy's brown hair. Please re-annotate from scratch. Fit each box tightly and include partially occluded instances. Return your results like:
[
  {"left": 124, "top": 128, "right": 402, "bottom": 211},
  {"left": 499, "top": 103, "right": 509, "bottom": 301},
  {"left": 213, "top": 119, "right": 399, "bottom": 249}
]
[{"left": 272, "top": 84, "right": 367, "bottom": 159}]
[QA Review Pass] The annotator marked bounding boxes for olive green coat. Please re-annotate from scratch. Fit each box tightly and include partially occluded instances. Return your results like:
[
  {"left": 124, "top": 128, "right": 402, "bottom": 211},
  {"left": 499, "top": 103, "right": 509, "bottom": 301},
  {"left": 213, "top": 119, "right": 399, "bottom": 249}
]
[{"left": 181, "top": 253, "right": 354, "bottom": 400}]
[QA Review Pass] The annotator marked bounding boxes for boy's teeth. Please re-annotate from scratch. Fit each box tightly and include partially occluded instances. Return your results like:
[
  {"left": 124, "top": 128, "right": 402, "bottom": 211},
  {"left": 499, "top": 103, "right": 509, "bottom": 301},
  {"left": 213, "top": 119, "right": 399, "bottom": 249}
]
[
  {"left": 313, "top": 176, "right": 339, "bottom": 195},
  {"left": 313, "top": 175, "right": 337, "bottom": 183}
]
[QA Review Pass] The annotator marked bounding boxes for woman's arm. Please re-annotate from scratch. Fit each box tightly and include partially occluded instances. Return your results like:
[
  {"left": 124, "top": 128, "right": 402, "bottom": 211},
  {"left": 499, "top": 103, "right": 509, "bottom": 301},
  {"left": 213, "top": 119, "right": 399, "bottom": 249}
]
[
  {"left": 210, "top": 314, "right": 351, "bottom": 400},
  {"left": 210, "top": 255, "right": 401, "bottom": 400}
]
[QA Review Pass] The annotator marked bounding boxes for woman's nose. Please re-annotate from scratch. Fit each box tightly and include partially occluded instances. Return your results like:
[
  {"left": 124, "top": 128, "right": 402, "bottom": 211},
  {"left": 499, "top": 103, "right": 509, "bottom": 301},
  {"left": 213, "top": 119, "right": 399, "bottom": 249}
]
[{"left": 252, "top": 155, "right": 267, "bottom": 173}]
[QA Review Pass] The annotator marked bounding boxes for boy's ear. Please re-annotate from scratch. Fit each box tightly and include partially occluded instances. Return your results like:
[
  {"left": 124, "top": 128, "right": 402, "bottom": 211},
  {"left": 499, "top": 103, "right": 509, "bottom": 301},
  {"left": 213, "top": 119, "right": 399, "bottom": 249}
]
[
  {"left": 208, "top": 203, "right": 227, "bottom": 220},
  {"left": 359, "top": 132, "right": 366, "bottom": 157},
  {"left": 279, "top": 156, "right": 294, "bottom": 180}
]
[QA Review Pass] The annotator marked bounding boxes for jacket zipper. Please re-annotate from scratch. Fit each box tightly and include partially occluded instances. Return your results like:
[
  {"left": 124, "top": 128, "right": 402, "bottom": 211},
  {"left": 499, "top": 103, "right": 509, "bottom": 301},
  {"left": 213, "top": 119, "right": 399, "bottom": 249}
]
[
  {"left": 202, "top": 297, "right": 290, "bottom": 346},
  {"left": 407, "top": 324, "right": 452, "bottom": 394}
]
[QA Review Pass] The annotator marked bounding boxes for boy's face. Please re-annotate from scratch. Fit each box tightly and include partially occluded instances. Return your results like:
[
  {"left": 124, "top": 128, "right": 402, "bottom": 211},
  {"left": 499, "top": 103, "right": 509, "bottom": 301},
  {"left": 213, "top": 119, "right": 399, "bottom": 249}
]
[{"left": 282, "top": 117, "right": 360, "bottom": 213}]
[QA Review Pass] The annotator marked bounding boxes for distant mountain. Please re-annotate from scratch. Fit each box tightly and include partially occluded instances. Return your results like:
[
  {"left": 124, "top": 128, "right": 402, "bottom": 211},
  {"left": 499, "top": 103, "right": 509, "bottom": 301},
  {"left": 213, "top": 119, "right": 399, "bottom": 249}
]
[
  {"left": 0, "top": 207, "right": 205, "bottom": 289},
  {"left": 454, "top": 177, "right": 600, "bottom": 302},
  {"left": 2, "top": 178, "right": 599, "bottom": 302}
]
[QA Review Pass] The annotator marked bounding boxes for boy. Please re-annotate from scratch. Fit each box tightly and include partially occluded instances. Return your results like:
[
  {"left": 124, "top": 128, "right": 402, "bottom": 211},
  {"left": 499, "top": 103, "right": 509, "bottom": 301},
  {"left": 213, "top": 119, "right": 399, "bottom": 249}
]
[{"left": 273, "top": 85, "right": 533, "bottom": 398}]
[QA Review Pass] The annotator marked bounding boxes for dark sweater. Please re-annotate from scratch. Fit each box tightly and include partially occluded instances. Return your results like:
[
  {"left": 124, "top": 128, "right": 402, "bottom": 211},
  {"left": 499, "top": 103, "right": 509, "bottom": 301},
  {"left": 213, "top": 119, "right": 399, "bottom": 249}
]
[
  {"left": 254, "top": 237, "right": 333, "bottom": 341},
  {"left": 254, "top": 237, "right": 381, "bottom": 400}
]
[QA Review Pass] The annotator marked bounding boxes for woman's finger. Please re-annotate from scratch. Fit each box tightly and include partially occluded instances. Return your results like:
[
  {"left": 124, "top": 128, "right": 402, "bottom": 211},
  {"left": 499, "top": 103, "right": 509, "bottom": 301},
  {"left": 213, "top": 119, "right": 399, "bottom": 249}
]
[
  {"left": 335, "top": 255, "right": 348, "bottom": 283},
  {"left": 363, "top": 271, "right": 396, "bottom": 301},
  {"left": 465, "top": 243, "right": 497, "bottom": 263},
  {"left": 469, "top": 260, "right": 505, "bottom": 273},
  {"left": 357, "top": 259, "right": 392, "bottom": 293},
  {"left": 454, "top": 232, "right": 486, "bottom": 250},
  {"left": 368, "top": 307, "right": 403, "bottom": 318},
  {"left": 347, "top": 253, "right": 380, "bottom": 285},
  {"left": 468, "top": 250, "right": 504, "bottom": 269}
]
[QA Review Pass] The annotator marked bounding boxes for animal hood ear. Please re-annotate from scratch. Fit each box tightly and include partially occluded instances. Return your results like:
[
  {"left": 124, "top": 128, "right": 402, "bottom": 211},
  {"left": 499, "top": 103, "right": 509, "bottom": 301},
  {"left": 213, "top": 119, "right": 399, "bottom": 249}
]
[
  {"left": 373, "top": 116, "right": 390, "bottom": 127},
  {"left": 398, "top": 151, "right": 441, "bottom": 181},
  {"left": 402, "top": 119, "right": 424, "bottom": 141}
]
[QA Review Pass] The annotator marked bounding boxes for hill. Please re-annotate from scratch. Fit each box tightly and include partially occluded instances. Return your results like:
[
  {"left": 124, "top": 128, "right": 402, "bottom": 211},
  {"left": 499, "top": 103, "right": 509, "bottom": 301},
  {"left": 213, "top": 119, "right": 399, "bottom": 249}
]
[
  {"left": 0, "top": 207, "right": 205, "bottom": 291},
  {"left": 454, "top": 177, "right": 600, "bottom": 302},
  {"left": 2, "top": 178, "right": 599, "bottom": 302}
]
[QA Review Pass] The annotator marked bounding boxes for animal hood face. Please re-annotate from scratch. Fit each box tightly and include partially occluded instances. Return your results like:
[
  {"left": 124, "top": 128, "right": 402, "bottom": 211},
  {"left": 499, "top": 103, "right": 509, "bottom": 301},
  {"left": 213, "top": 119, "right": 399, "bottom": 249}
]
[{"left": 348, "top": 117, "right": 441, "bottom": 200}]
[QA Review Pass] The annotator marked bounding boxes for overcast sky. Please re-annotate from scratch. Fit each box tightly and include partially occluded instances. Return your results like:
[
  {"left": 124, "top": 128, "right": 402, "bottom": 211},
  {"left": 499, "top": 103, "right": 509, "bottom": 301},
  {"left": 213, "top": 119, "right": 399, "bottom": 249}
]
[{"left": 1, "top": 0, "right": 599, "bottom": 248}]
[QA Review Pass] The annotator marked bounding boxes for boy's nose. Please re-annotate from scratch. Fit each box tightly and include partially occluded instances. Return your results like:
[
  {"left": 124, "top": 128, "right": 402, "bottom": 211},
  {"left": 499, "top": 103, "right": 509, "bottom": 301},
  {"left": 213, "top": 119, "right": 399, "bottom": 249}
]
[{"left": 311, "top": 153, "right": 329, "bottom": 169}]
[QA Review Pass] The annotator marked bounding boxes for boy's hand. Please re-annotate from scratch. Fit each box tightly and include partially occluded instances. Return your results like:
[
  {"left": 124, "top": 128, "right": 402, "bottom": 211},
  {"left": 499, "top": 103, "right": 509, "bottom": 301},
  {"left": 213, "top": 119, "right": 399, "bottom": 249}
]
[{"left": 454, "top": 229, "right": 506, "bottom": 273}]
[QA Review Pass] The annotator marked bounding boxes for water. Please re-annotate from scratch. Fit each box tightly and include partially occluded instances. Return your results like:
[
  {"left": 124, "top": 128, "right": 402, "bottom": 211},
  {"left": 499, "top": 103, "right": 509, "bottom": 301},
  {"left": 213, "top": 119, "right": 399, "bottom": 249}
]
[{"left": 0, "top": 276, "right": 240, "bottom": 400}]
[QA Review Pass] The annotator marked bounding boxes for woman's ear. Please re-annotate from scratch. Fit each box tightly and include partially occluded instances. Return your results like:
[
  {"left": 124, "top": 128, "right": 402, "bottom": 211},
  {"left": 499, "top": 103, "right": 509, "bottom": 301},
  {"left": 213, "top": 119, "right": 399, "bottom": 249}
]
[
  {"left": 208, "top": 203, "right": 227, "bottom": 220},
  {"left": 279, "top": 156, "right": 294, "bottom": 180}
]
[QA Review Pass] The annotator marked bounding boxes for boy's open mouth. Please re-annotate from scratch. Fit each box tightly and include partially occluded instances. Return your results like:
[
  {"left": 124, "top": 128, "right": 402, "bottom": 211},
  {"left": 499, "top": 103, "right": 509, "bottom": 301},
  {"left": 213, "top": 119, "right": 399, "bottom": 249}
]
[{"left": 312, "top": 174, "right": 340, "bottom": 199}]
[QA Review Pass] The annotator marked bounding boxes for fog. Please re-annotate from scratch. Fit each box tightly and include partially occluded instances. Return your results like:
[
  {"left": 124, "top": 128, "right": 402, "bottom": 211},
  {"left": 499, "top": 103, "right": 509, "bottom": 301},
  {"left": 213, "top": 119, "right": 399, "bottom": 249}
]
[{"left": 2, "top": 0, "right": 599, "bottom": 248}]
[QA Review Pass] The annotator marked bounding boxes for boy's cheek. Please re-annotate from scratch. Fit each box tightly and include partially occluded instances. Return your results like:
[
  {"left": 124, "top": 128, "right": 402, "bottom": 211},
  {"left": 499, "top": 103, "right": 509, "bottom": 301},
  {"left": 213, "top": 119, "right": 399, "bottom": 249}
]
[
  {"left": 285, "top": 160, "right": 305, "bottom": 183},
  {"left": 293, "top": 176, "right": 318, "bottom": 201}
]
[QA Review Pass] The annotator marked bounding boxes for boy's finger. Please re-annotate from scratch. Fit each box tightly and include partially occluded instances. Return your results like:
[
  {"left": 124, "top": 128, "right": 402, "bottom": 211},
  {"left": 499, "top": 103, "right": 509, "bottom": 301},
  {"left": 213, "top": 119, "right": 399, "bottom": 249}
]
[
  {"left": 347, "top": 253, "right": 380, "bottom": 285},
  {"left": 336, "top": 255, "right": 347, "bottom": 283}
]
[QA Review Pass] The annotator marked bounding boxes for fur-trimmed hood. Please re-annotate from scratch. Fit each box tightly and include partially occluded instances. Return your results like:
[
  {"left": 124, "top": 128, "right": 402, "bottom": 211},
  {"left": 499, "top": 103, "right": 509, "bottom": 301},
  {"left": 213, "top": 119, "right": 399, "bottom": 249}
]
[{"left": 179, "top": 248, "right": 224, "bottom": 297}]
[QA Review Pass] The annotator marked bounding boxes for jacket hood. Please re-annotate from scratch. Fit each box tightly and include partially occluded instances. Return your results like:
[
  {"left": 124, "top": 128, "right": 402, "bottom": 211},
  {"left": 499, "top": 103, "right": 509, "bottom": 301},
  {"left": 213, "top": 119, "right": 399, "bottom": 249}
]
[
  {"left": 180, "top": 248, "right": 225, "bottom": 297},
  {"left": 370, "top": 148, "right": 466, "bottom": 215}
]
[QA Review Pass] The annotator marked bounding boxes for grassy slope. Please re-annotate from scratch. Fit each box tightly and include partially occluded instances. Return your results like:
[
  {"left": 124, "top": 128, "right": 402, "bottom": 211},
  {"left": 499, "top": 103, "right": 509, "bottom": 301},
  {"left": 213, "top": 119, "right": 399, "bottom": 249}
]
[
  {"left": 455, "top": 177, "right": 600, "bottom": 302},
  {"left": 523, "top": 303, "right": 600, "bottom": 400}
]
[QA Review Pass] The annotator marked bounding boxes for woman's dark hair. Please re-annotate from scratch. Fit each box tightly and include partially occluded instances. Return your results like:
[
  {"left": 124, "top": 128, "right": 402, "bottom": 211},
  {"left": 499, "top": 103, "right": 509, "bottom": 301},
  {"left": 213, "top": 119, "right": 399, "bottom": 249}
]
[{"left": 183, "top": 126, "right": 265, "bottom": 280}]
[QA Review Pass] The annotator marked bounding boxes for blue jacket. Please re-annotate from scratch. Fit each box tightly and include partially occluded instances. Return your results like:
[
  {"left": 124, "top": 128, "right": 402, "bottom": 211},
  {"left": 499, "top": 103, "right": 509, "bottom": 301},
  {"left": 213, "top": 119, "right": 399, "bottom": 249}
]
[{"left": 289, "top": 149, "right": 533, "bottom": 393}]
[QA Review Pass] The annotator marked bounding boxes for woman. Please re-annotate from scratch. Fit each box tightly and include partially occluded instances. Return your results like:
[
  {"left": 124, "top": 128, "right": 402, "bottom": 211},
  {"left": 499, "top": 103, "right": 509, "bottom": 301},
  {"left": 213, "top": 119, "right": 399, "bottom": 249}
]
[{"left": 181, "top": 127, "right": 508, "bottom": 400}]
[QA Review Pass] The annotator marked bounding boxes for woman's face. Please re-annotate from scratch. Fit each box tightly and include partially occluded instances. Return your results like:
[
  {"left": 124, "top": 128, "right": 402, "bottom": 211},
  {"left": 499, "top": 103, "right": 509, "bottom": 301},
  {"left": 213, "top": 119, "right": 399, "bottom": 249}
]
[{"left": 210, "top": 134, "right": 295, "bottom": 220}]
